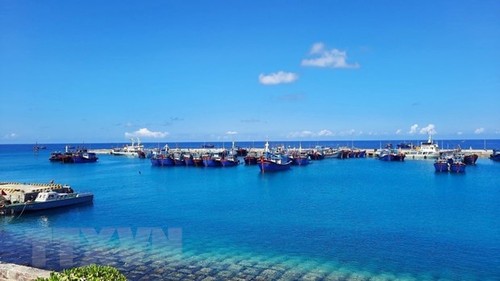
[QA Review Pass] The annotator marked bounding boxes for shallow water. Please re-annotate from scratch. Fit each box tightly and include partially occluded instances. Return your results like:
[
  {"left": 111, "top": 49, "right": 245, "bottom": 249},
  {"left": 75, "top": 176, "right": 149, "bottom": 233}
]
[{"left": 1, "top": 143, "right": 499, "bottom": 280}]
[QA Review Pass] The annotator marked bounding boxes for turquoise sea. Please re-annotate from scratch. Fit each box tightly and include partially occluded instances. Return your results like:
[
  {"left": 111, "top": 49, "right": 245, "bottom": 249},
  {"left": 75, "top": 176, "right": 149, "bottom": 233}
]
[{"left": 1, "top": 140, "right": 499, "bottom": 280}]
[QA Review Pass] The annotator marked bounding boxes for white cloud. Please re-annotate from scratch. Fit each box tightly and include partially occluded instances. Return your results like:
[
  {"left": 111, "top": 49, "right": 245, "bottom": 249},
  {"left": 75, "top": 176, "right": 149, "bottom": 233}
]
[
  {"left": 474, "top": 128, "right": 485, "bottom": 134},
  {"left": 125, "top": 128, "right": 168, "bottom": 138},
  {"left": 395, "top": 129, "right": 402, "bottom": 135},
  {"left": 419, "top": 124, "right": 437, "bottom": 135},
  {"left": 3, "top": 133, "right": 17, "bottom": 139},
  {"left": 259, "top": 71, "right": 298, "bottom": 85},
  {"left": 287, "top": 130, "right": 314, "bottom": 138},
  {"left": 318, "top": 129, "right": 334, "bottom": 136},
  {"left": 310, "top": 42, "right": 326, "bottom": 54},
  {"left": 288, "top": 129, "right": 336, "bottom": 138},
  {"left": 226, "top": 131, "right": 238, "bottom": 135},
  {"left": 457, "top": 131, "right": 463, "bottom": 135},
  {"left": 409, "top": 124, "right": 419, "bottom": 134},
  {"left": 301, "top": 42, "right": 359, "bottom": 69},
  {"left": 338, "top": 129, "right": 356, "bottom": 136}
]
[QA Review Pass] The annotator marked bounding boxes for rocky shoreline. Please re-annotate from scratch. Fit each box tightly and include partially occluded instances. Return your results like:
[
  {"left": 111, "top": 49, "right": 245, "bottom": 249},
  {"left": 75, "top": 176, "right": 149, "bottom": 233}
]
[{"left": 0, "top": 262, "right": 51, "bottom": 281}]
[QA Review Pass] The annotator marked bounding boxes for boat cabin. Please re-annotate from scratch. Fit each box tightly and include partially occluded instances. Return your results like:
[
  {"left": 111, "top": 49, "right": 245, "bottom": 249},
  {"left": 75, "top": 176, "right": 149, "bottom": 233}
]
[{"left": 35, "top": 191, "right": 69, "bottom": 202}]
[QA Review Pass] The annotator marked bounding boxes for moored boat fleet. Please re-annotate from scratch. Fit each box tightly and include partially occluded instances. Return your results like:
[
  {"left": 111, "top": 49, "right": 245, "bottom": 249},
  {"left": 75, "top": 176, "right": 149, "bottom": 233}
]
[
  {"left": 45, "top": 136, "right": 498, "bottom": 175},
  {"left": 147, "top": 141, "right": 368, "bottom": 172},
  {"left": 49, "top": 146, "right": 98, "bottom": 163},
  {"left": 374, "top": 136, "right": 482, "bottom": 173},
  {"left": 4, "top": 139, "right": 496, "bottom": 216}
]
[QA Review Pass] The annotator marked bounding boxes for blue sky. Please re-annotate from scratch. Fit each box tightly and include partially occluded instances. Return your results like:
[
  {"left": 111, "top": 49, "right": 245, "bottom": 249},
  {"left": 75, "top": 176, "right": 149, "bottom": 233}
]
[{"left": 1, "top": 0, "right": 499, "bottom": 144}]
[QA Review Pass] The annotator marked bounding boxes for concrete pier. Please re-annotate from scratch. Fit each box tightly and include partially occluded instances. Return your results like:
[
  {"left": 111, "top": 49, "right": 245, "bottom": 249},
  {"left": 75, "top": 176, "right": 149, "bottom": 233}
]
[{"left": 90, "top": 147, "right": 494, "bottom": 158}]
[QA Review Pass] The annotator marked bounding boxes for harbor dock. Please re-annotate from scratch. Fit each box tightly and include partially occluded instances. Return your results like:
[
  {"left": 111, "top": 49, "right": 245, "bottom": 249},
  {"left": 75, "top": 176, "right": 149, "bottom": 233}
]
[{"left": 90, "top": 147, "right": 494, "bottom": 158}]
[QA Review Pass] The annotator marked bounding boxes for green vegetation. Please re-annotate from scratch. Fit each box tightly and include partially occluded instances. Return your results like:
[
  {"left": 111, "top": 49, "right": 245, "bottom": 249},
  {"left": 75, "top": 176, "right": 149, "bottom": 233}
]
[{"left": 35, "top": 264, "right": 126, "bottom": 281}]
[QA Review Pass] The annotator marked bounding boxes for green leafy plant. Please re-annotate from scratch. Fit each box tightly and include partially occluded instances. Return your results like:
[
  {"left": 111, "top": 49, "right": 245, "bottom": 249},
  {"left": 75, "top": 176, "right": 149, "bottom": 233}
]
[{"left": 35, "top": 264, "right": 127, "bottom": 281}]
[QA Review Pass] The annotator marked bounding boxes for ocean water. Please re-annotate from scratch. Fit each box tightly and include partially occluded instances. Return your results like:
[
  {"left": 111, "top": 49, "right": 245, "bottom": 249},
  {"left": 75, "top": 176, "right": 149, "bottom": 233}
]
[{"left": 1, "top": 142, "right": 499, "bottom": 280}]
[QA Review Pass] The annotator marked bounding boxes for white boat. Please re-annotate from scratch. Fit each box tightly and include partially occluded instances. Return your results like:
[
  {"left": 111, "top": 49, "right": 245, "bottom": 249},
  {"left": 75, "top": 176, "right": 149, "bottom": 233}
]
[
  {"left": 400, "top": 135, "right": 440, "bottom": 160},
  {"left": 0, "top": 182, "right": 93, "bottom": 215},
  {"left": 111, "top": 138, "right": 146, "bottom": 158}
]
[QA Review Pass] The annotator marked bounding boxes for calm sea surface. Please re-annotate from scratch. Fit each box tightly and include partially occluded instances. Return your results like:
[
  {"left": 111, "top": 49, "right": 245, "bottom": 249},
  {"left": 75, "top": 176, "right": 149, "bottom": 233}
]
[{"left": 1, "top": 140, "right": 499, "bottom": 280}]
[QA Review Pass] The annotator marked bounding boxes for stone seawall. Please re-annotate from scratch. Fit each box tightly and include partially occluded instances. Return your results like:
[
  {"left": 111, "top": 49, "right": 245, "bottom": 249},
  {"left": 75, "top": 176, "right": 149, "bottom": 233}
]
[{"left": 0, "top": 262, "right": 51, "bottom": 281}]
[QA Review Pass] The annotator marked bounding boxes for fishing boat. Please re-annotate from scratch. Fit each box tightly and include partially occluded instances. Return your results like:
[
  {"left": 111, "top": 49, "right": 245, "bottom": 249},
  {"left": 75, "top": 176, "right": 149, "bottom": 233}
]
[
  {"left": 289, "top": 145, "right": 310, "bottom": 166},
  {"left": 442, "top": 147, "right": 478, "bottom": 166},
  {"left": 0, "top": 182, "right": 93, "bottom": 215},
  {"left": 378, "top": 149, "right": 405, "bottom": 161},
  {"left": 244, "top": 151, "right": 259, "bottom": 165},
  {"left": 219, "top": 145, "right": 240, "bottom": 167},
  {"left": 236, "top": 147, "right": 248, "bottom": 157},
  {"left": 307, "top": 146, "right": 325, "bottom": 160},
  {"left": 202, "top": 153, "right": 223, "bottom": 167},
  {"left": 329, "top": 148, "right": 349, "bottom": 159},
  {"left": 71, "top": 149, "right": 98, "bottom": 163},
  {"left": 289, "top": 153, "right": 310, "bottom": 166},
  {"left": 220, "top": 155, "right": 240, "bottom": 167},
  {"left": 150, "top": 154, "right": 175, "bottom": 166},
  {"left": 434, "top": 158, "right": 450, "bottom": 172},
  {"left": 449, "top": 159, "right": 466, "bottom": 173},
  {"left": 462, "top": 153, "right": 478, "bottom": 165},
  {"left": 192, "top": 153, "right": 204, "bottom": 167},
  {"left": 350, "top": 149, "right": 367, "bottom": 158},
  {"left": 183, "top": 153, "right": 195, "bottom": 166},
  {"left": 258, "top": 142, "right": 291, "bottom": 172},
  {"left": 259, "top": 155, "right": 291, "bottom": 172},
  {"left": 49, "top": 152, "right": 65, "bottom": 162},
  {"left": 50, "top": 146, "right": 98, "bottom": 163},
  {"left": 172, "top": 151, "right": 185, "bottom": 166},
  {"left": 33, "top": 143, "right": 47, "bottom": 151},
  {"left": 49, "top": 146, "right": 74, "bottom": 162},
  {"left": 490, "top": 149, "right": 500, "bottom": 162}
]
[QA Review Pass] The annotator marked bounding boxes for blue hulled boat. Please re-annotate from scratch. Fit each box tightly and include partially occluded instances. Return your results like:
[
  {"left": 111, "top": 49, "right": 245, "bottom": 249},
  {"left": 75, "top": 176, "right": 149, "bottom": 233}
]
[
  {"left": 258, "top": 156, "right": 291, "bottom": 172},
  {"left": 258, "top": 142, "right": 291, "bottom": 172},
  {"left": 220, "top": 155, "right": 240, "bottom": 167},
  {"left": 434, "top": 154, "right": 466, "bottom": 173},
  {"left": 71, "top": 150, "right": 98, "bottom": 163},
  {"left": 289, "top": 145, "right": 310, "bottom": 166},
  {"left": 450, "top": 161, "right": 466, "bottom": 173},
  {"left": 202, "top": 154, "right": 222, "bottom": 167},
  {"left": 183, "top": 153, "right": 195, "bottom": 166},
  {"left": 490, "top": 149, "right": 500, "bottom": 162},
  {"left": 434, "top": 158, "right": 450, "bottom": 172},
  {"left": 151, "top": 155, "right": 175, "bottom": 166},
  {"left": 220, "top": 143, "right": 241, "bottom": 167},
  {"left": 172, "top": 152, "right": 185, "bottom": 166},
  {"left": 50, "top": 146, "right": 98, "bottom": 164},
  {"left": 378, "top": 149, "right": 405, "bottom": 161},
  {"left": 290, "top": 155, "right": 310, "bottom": 166}
]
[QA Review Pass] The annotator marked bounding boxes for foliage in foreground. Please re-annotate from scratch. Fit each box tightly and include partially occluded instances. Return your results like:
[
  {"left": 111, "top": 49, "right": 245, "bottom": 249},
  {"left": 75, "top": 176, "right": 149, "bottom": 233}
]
[{"left": 35, "top": 264, "right": 127, "bottom": 281}]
